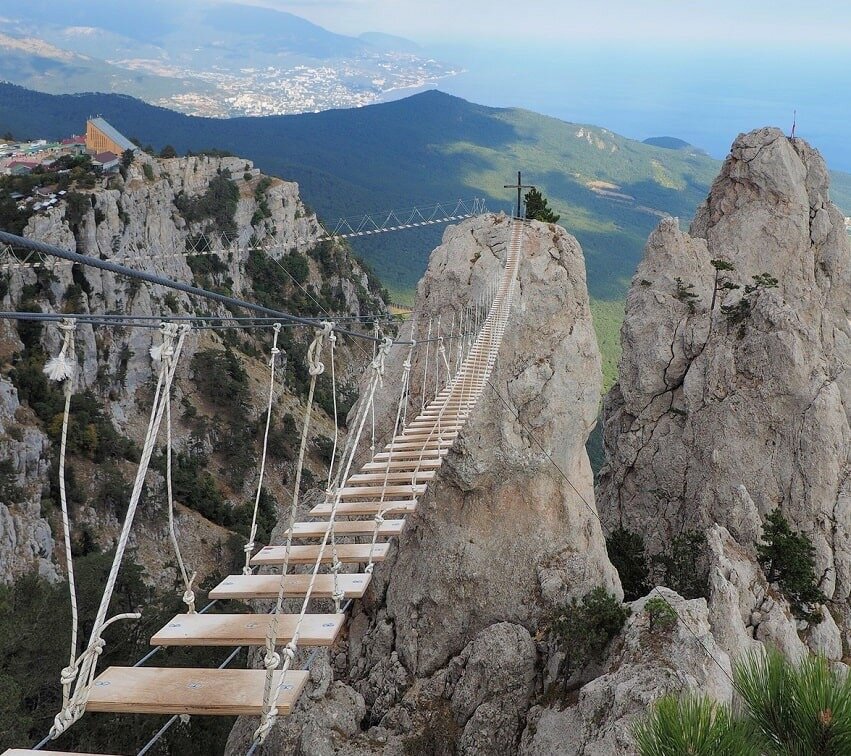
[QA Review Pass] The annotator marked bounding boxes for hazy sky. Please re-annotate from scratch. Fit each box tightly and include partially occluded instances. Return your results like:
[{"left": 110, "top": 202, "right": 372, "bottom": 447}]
[{"left": 248, "top": 0, "right": 851, "bottom": 46}]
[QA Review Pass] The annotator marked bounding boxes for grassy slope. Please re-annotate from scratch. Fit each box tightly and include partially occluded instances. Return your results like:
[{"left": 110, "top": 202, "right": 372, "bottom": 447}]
[{"left": 2, "top": 83, "right": 849, "bottom": 387}]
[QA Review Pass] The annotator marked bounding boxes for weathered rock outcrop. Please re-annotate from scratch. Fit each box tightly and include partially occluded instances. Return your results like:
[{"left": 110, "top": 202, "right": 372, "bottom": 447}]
[
  {"left": 228, "top": 214, "right": 623, "bottom": 754},
  {"left": 599, "top": 127, "right": 851, "bottom": 659},
  {"left": 519, "top": 589, "right": 733, "bottom": 755},
  {"left": 0, "top": 153, "right": 384, "bottom": 584}
]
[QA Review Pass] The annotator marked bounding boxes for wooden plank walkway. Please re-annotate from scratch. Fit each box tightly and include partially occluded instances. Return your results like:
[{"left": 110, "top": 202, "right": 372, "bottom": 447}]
[
  {"left": 28, "top": 219, "right": 523, "bottom": 739},
  {"left": 86, "top": 667, "right": 309, "bottom": 716},
  {"left": 151, "top": 613, "right": 345, "bottom": 647}
]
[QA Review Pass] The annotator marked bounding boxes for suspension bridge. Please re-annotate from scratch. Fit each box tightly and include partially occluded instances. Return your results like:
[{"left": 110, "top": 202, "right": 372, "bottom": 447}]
[
  {"left": 0, "top": 197, "right": 487, "bottom": 272},
  {"left": 0, "top": 204, "right": 522, "bottom": 755}
]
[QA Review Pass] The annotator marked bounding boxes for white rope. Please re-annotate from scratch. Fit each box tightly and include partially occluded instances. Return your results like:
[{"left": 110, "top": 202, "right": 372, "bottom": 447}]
[
  {"left": 421, "top": 317, "right": 432, "bottom": 412},
  {"left": 254, "top": 335, "right": 392, "bottom": 744},
  {"left": 255, "top": 325, "right": 328, "bottom": 742},
  {"left": 325, "top": 324, "right": 339, "bottom": 488},
  {"left": 165, "top": 356, "right": 197, "bottom": 612},
  {"left": 43, "top": 319, "right": 79, "bottom": 715},
  {"left": 366, "top": 342, "right": 413, "bottom": 570},
  {"left": 370, "top": 322, "right": 378, "bottom": 460},
  {"left": 243, "top": 324, "right": 282, "bottom": 574},
  {"left": 50, "top": 322, "right": 189, "bottom": 738}
]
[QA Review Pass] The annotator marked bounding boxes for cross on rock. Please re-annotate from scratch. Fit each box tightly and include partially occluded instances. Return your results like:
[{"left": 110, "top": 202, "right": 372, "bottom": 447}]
[{"left": 503, "top": 171, "right": 535, "bottom": 219}]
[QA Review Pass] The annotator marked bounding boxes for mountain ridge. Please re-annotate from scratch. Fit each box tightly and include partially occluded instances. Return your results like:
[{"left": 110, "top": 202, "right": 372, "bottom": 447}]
[{"left": 3, "top": 83, "right": 851, "bottom": 386}]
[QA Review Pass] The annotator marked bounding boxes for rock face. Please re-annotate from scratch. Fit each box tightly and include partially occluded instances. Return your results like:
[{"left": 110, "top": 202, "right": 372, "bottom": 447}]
[
  {"left": 0, "top": 153, "right": 384, "bottom": 584},
  {"left": 598, "top": 128, "right": 851, "bottom": 658},
  {"left": 361, "top": 214, "right": 619, "bottom": 683},
  {"left": 231, "top": 214, "right": 622, "bottom": 754},
  {"left": 520, "top": 589, "right": 733, "bottom": 756}
]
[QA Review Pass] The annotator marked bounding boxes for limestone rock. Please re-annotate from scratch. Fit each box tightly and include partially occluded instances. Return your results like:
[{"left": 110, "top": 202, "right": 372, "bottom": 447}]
[
  {"left": 354, "top": 214, "right": 619, "bottom": 688},
  {"left": 252, "top": 214, "right": 621, "bottom": 755},
  {"left": 599, "top": 127, "right": 851, "bottom": 655},
  {"left": 520, "top": 588, "right": 733, "bottom": 755},
  {"left": 1, "top": 154, "right": 383, "bottom": 586}
]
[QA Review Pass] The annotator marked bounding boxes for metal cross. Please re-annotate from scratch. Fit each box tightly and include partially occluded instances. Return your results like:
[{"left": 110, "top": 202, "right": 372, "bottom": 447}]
[{"left": 503, "top": 171, "right": 535, "bottom": 219}]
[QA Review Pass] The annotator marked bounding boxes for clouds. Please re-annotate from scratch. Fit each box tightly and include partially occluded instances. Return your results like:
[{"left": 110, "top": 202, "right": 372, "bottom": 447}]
[{"left": 243, "top": 0, "right": 851, "bottom": 47}]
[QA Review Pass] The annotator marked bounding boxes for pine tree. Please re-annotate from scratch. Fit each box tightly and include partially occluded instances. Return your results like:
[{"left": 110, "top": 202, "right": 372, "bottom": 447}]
[
  {"left": 757, "top": 508, "right": 826, "bottom": 620},
  {"left": 524, "top": 187, "right": 560, "bottom": 222}
]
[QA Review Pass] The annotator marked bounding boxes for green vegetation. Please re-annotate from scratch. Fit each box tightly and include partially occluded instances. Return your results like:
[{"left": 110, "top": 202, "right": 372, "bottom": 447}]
[
  {"left": 645, "top": 596, "right": 678, "bottom": 633},
  {"left": 0, "top": 153, "right": 98, "bottom": 236},
  {"left": 635, "top": 650, "right": 851, "bottom": 755},
  {"left": 524, "top": 186, "right": 560, "bottom": 222},
  {"left": 0, "top": 555, "right": 237, "bottom": 753},
  {"left": 548, "top": 587, "right": 630, "bottom": 676},
  {"left": 174, "top": 173, "right": 239, "bottom": 238},
  {"left": 651, "top": 530, "right": 709, "bottom": 600},
  {"left": 9, "top": 305, "right": 138, "bottom": 463},
  {"left": 634, "top": 695, "right": 756, "bottom": 756},
  {"left": 606, "top": 527, "right": 650, "bottom": 601},
  {"left": 757, "top": 509, "right": 826, "bottom": 621},
  {"left": 0, "top": 457, "right": 23, "bottom": 503},
  {"left": 190, "top": 348, "right": 249, "bottom": 413},
  {"left": 605, "top": 528, "right": 708, "bottom": 600}
]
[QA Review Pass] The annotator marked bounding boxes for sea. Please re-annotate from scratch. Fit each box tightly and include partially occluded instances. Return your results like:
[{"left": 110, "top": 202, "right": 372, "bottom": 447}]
[{"left": 398, "top": 42, "right": 851, "bottom": 173}]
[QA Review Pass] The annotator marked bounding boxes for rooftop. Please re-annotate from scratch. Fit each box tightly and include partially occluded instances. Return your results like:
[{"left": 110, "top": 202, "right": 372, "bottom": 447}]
[{"left": 88, "top": 117, "right": 136, "bottom": 153}]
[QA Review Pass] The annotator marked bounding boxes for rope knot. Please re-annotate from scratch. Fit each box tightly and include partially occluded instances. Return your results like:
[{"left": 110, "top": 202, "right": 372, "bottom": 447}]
[
  {"left": 374, "top": 513, "right": 385, "bottom": 525},
  {"left": 283, "top": 641, "right": 297, "bottom": 662},
  {"left": 59, "top": 664, "right": 78, "bottom": 686},
  {"left": 43, "top": 317, "right": 77, "bottom": 382},
  {"left": 150, "top": 322, "right": 179, "bottom": 362},
  {"left": 320, "top": 320, "right": 334, "bottom": 337},
  {"left": 263, "top": 651, "right": 281, "bottom": 671},
  {"left": 331, "top": 559, "right": 343, "bottom": 574},
  {"left": 182, "top": 588, "right": 196, "bottom": 609},
  {"left": 307, "top": 327, "right": 326, "bottom": 376}
]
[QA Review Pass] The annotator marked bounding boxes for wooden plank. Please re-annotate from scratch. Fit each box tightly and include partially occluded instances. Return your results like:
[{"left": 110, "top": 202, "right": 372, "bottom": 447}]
[
  {"left": 2, "top": 751, "right": 122, "bottom": 756},
  {"left": 285, "top": 519, "right": 405, "bottom": 537},
  {"left": 309, "top": 500, "right": 417, "bottom": 516},
  {"left": 403, "top": 426, "right": 463, "bottom": 434},
  {"left": 86, "top": 667, "right": 308, "bottom": 716},
  {"left": 209, "top": 572, "right": 371, "bottom": 600},
  {"left": 362, "top": 459, "right": 441, "bottom": 471},
  {"left": 337, "top": 484, "right": 426, "bottom": 498},
  {"left": 373, "top": 449, "right": 448, "bottom": 460},
  {"left": 347, "top": 470, "right": 435, "bottom": 483},
  {"left": 150, "top": 613, "right": 345, "bottom": 647},
  {"left": 386, "top": 437, "right": 455, "bottom": 446},
  {"left": 251, "top": 542, "right": 389, "bottom": 566}
]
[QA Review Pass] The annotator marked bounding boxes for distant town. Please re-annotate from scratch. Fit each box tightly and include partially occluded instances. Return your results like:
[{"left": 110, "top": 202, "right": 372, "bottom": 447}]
[{"left": 136, "top": 54, "right": 459, "bottom": 117}]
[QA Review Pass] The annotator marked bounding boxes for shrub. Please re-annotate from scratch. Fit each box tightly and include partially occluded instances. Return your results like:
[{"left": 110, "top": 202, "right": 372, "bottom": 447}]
[
  {"left": 0, "top": 458, "right": 23, "bottom": 504},
  {"left": 174, "top": 174, "right": 239, "bottom": 237},
  {"left": 736, "top": 649, "right": 851, "bottom": 754},
  {"left": 757, "top": 509, "right": 826, "bottom": 621},
  {"left": 673, "top": 277, "right": 699, "bottom": 313},
  {"left": 633, "top": 695, "right": 757, "bottom": 756},
  {"left": 635, "top": 650, "right": 851, "bottom": 755},
  {"left": 549, "top": 587, "right": 630, "bottom": 675},
  {"left": 606, "top": 527, "right": 650, "bottom": 600},
  {"left": 142, "top": 163, "right": 155, "bottom": 181},
  {"left": 651, "top": 530, "right": 709, "bottom": 600},
  {"left": 645, "top": 596, "right": 678, "bottom": 633},
  {"left": 190, "top": 348, "right": 249, "bottom": 412},
  {"left": 63, "top": 191, "right": 90, "bottom": 227}
]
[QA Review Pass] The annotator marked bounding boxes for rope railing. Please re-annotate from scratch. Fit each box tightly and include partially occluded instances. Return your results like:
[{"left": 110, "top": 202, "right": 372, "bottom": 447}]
[
  {"left": 22, "top": 216, "right": 521, "bottom": 754},
  {"left": 0, "top": 197, "right": 488, "bottom": 272}
]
